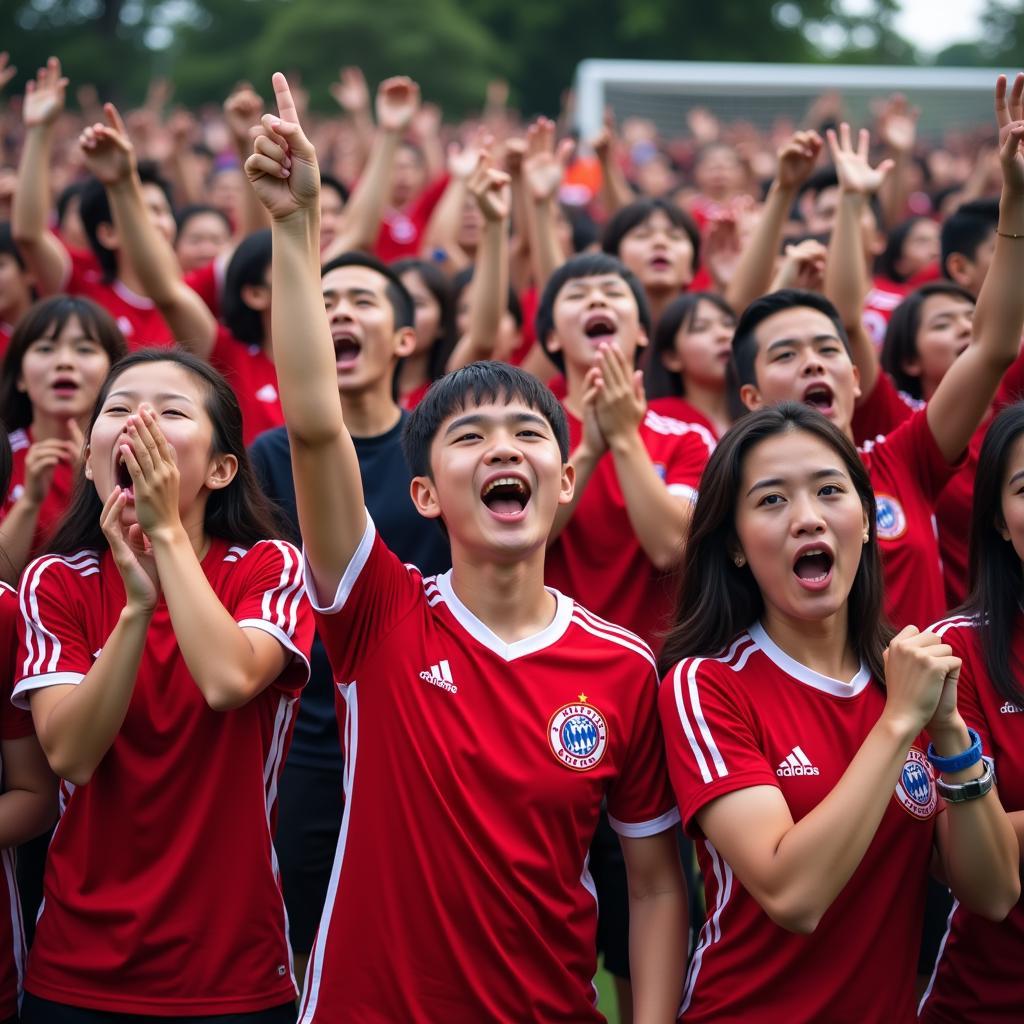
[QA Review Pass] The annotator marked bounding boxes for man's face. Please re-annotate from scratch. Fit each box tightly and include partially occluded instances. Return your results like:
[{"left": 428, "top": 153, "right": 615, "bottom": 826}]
[
  {"left": 321, "top": 265, "right": 412, "bottom": 394},
  {"left": 740, "top": 306, "right": 861, "bottom": 437}
]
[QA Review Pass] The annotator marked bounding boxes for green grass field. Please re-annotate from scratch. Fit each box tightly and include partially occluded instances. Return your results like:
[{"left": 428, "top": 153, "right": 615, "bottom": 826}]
[{"left": 594, "top": 960, "right": 622, "bottom": 1023}]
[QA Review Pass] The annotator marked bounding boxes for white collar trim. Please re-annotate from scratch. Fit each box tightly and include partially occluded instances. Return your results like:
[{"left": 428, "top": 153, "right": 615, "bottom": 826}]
[{"left": 748, "top": 621, "right": 872, "bottom": 697}]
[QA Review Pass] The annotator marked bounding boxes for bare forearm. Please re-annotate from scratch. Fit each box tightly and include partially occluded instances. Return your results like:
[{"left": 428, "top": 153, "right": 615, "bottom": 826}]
[
  {"left": 598, "top": 153, "right": 633, "bottom": 216},
  {"left": 529, "top": 199, "right": 565, "bottom": 294},
  {"left": 448, "top": 219, "right": 508, "bottom": 370},
  {"left": 420, "top": 178, "right": 471, "bottom": 270},
  {"left": 549, "top": 442, "right": 603, "bottom": 542},
  {"left": 12, "top": 125, "right": 67, "bottom": 294},
  {"left": 609, "top": 433, "right": 690, "bottom": 571},
  {"left": 0, "top": 789, "right": 57, "bottom": 847},
  {"left": 972, "top": 193, "right": 1024, "bottom": 367},
  {"left": 0, "top": 499, "right": 43, "bottom": 583},
  {"left": 232, "top": 132, "right": 273, "bottom": 236},
  {"left": 879, "top": 150, "right": 911, "bottom": 231},
  {"left": 629, "top": 888, "right": 688, "bottom": 1024},
  {"left": 724, "top": 181, "right": 795, "bottom": 313}
]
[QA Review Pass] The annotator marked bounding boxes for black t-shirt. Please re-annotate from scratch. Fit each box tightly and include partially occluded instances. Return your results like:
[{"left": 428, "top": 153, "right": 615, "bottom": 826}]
[{"left": 249, "top": 412, "right": 451, "bottom": 769}]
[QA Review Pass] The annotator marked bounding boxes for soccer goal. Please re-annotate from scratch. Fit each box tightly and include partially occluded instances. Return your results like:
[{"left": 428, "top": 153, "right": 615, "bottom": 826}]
[{"left": 573, "top": 59, "right": 1004, "bottom": 143}]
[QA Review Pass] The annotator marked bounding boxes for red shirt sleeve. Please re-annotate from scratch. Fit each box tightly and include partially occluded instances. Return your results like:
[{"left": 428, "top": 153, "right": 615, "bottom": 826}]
[
  {"left": 230, "top": 540, "right": 314, "bottom": 695},
  {"left": 659, "top": 655, "right": 778, "bottom": 837},
  {"left": 872, "top": 406, "right": 963, "bottom": 504},
  {"left": 852, "top": 371, "right": 920, "bottom": 446},
  {"left": 662, "top": 424, "right": 715, "bottom": 499},
  {"left": 184, "top": 261, "right": 220, "bottom": 318},
  {"left": 0, "top": 587, "right": 33, "bottom": 740}
]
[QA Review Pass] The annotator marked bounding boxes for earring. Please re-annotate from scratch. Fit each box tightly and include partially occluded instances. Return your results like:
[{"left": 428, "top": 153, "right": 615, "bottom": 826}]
[
  {"left": 733, "top": 554, "right": 746, "bottom": 567},
  {"left": 862, "top": 531, "right": 870, "bottom": 544}
]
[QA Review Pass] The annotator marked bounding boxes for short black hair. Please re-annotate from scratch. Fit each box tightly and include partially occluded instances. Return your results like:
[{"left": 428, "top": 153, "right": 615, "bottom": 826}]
[
  {"left": 321, "top": 251, "right": 414, "bottom": 331},
  {"left": 55, "top": 181, "right": 86, "bottom": 231},
  {"left": 600, "top": 198, "right": 701, "bottom": 271},
  {"left": 320, "top": 172, "right": 351, "bottom": 205},
  {"left": 78, "top": 162, "right": 175, "bottom": 283},
  {"left": 175, "top": 202, "right": 231, "bottom": 236},
  {"left": 731, "top": 288, "right": 851, "bottom": 389},
  {"left": 401, "top": 361, "right": 570, "bottom": 478},
  {"left": 0, "top": 222, "right": 26, "bottom": 270},
  {"left": 941, "top": 198, "right": 999, "bottom": 276},
  {"left": 223, "top": 229, "right": 272, "bottom": 346},
  {"left": 392, "top": 258, "right": 457, "bottom": 382},
  {"left": 534, "top": 252, "right": 651, "bottom": 373},
  {"left": 451, "top": 266, "right": 524, "bottom": 328}
]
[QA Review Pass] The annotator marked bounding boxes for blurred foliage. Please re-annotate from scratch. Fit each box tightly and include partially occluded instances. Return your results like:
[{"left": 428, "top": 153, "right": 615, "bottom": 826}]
[{"left": 0, "top": 0, "right": 1013, "bottom": 118}]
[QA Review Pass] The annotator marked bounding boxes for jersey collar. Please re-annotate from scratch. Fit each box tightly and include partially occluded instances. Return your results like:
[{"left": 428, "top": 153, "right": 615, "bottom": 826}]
[{"left": 748, "top": 621, "right": 872, "bottom": 698}]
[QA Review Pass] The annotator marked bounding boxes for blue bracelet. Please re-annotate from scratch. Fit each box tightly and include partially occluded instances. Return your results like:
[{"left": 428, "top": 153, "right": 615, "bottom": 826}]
[{"left": 927, "top": 728, "right": 983, "bottom": 773}]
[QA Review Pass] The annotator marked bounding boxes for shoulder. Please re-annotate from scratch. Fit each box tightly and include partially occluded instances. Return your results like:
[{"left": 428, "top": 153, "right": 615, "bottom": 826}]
[
  {"left": 227, "top": 538, "right": 303, "bottom": 574},
  {"left": 19, "top": 550, "right": 101, "bottom": 605},
  {"left": 566, "top": 601, "right": 658, "bottom": 674},
  {"left": 661, "top": 633, "right": 761, "bottom": 697}
]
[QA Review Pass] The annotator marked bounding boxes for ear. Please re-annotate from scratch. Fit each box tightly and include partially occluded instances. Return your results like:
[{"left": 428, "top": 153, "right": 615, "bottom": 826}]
[
  {"left": 241, "top": 282, "right": 271, "bottom": 313},
  {"left": 945, "top": 252, "right": 972, "bottom": 288},
  {"left": 543, "top": 329, "right": 562, "bottom": 357},
  {"left": 899, "top": 355, "right": 922, "bottom": 380},
  {"left": 635, "top": 323, "right": 649, "bottom": 351},
  {"left": 96, "top": 221, "right": 119, "bottom": 252},
  {"left": 558, "top": 461, "right": 575, "bottom": 506},
  {"left": 204, "top": 452, "right": 238, "bottom": 492},
  {"left": 739, "top": 382, "right": 763, "bottom": 411},
  {"left": 996, "top": 511, "right": 1011, "bottom": 543},
  {"left": 393, "top": 326, "right": 417, "bottom": 360},
  {"left": 660, "top": 347, "right": 684, "bottom": 374},
  {"left": 410, "top": 474, "right": 442, "bottom": 521},
  {"left": 851, "top": 362, "right": 862, "bottom": 403},
  {"left": 84, "top": 442, "right": 94, "bottom": 481}
]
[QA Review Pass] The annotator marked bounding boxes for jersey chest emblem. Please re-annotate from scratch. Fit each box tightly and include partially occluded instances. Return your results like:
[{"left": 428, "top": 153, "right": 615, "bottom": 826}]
[
  {"left": 874, "top": 494, "right": 907, "bottom": 540},
  {"left": 894, "top": 747, "right": 937, "bottom": 819},
  {"left": 548, "top": 697, "right": 608, "bottom": 772}
]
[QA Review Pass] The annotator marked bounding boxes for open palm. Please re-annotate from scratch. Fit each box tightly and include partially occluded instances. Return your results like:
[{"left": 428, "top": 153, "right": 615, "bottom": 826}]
[{"left": 23, "top": 56, "right": 67, "bottom": 128}]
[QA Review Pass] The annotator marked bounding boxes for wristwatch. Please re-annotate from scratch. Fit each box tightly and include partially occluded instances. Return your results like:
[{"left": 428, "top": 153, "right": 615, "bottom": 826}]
[{"left": 935, "top": 757, "right": 996, "bottom": 804}]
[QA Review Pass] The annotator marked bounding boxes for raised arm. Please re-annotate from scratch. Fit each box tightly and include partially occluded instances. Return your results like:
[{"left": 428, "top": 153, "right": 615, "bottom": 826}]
[
  {"left": 522, "top": 118, "right": 572, "bottom": 294},
  {"left": 321, "top": 76, "right": 421, "bottom": 261},
  {"left": 79, "top": 103, "right": 217, "bottom": 356},
  {"left": 824, "top": 124, "right": 894, "bottom": 399},
  {"left": 875, "top": 94, "right": 919, "bottom": 232},
  {"left": 328, "top": 66, "right": 374, "bottom": 174},
  {"left": 419, "top": 137, "right": 482, "bottom": 274},
  {"left": 927, "top": 75, "right": 1024, "bottom": 464},
  {"left": 245, "top": 73, "right": 365, "bottom": 601},
  {"left": 593, "top": 111, "right": 634, "bottom": 217},
  {"left": 11, "top": 57, "right": 71, "bottom": 295},
  {"left": 223, "top": 83, "right": 273, "bottom": 237},
  {"left": 723, "top": 130, "right": 822, "bottom": 314},
  {"left": 445, "top": 156, "right": 511, "bottom": 371}
]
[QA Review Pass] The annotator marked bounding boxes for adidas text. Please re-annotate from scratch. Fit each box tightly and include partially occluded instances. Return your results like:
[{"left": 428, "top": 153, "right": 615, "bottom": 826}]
[
  {"left": 1000, "top": 701, "right": 1022, "bottom": 714},
  {"left": 419, "top": 660, "right": 458, "bottom": 694},
  {"left": 777, "top": 764, "right": 821, "bottom": 777}
]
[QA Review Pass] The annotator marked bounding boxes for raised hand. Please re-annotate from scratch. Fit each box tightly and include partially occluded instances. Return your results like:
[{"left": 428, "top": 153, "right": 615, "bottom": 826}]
[
  {"left": 101, "top": 486, "right": 160, "bottom": 612},
  {"left": 22, "top": 436, "right": 79, "bottom": 506},
  {"left": 0, "top": 52, "right": 16, "bottom": 93},
  {"left": 375, "top": 76, "right": 420, "bottom": 134},
  {"left": 467, "top": 154, "right": 511, "bottom": 222},
  {"left": 223, "top": 82, "right": 264, "bottom": 143},
  {"left": 118, "top": 405, "right": 182, "bottom": 541},
  {"left": 773, "top": 238, "right": 828, "bottom": 292},
  {"left": 330, "top": 66, "right": 370, "bottom": 116},
  {"left": 580, "top": 365, "right": 608, "bottom": 458},
  {"left": 448, "top": 127, "right": 492, "bottom": 180},
  {"left": 78, "top": 103, "right": 136, "bottom": 187},
  {"left": 502, "top": 136, "right": 526, "bottom": 177},
  {"left": 825, "top": 123, "right": 894, "bottom": 196},
  {"left": 592, "top": 342, "right": 646, "bottom": 445},
  {"left": 876, "top": 93, "right": 919, "bottom": 154},
  {"left": 523, "top": 117, "right": 573, "bottom": 203},
  {"left": 994, "top": 73, "right": 1024, "bottom": 197},
  {"left": 882, "top": 626, "right": 962, "bottom": 735},
  {"left": 776, "top": 129, "right": 823, "bottom": 190},
  {"left": 244, "top": 72, "right": 320, "bottom": 221},
  {"left": 23, "top": 56, "right": 68, "bottom": 129}
]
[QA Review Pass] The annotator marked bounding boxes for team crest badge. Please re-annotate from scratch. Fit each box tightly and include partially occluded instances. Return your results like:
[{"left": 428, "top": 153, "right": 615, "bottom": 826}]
[
  {"left": 874, "top": 494, "right": 907, "bottom": 540},
  {"left": 548, "top": 697, "right": 608, "bottom": 772},
  {"left": 894, "top": 747, "right": 937, "bottom": 819}
]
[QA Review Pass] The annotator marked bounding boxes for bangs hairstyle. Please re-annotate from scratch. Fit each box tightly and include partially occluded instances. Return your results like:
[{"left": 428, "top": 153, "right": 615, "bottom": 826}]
[
  {"left": 48, "top": 349, "right": 280, "bottom": 556},
  {"left": 962, "top": 401, "right": 1024, "bottom": 707},
  {"left": 881, "top": 282, "right": 975, "bottom": 400},
  {"left": 223, "top": 229, "right": 272, "bottom": 346},
  {"left": 401, "top": 360, "right": 570, "bottom": 479},
  {"left": 941, "top": 198, "right": 999, "bottom": 276},
  {"left": 876, "top": 216, "right": 935, "bottom": 284},
  {"left": 645, "top": 291, "right": 736, "bottom": 400},
  {"left": 175, "top": 203, "right": 231, "bottom": 236},
  {"left": 658, "top": 402, "right": 893, "bottom": 681},
  {"left": 731, "top": 288, "right": 851, "bottom": 389},
  {"left": 535, "top": 252, "right": 651, "bottom": 373},
  {"left": 321, "top": 252, "right": 414, "bottom": 331},
  {"left": 392, "top": 258, "right": 457, "bottom": 383},
  {"left": 0, "top": 295, "right": 128, "bottom": 430},
  {"left": 601, "top": 198, "right": 701, "bottom": 272}
]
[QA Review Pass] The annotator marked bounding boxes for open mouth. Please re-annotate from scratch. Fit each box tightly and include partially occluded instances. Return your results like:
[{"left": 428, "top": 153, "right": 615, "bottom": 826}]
[
  {"left": 802, "top": 382, "right": 834, "bottom": 414},
  {"left": 649, "top": 255, "right": 672, "bottom": 271},
  {"left": 583, "top": 312, "right": 617, "bottom": 341},
  {"left": 333, "top": 333, "right": 362, "bottom": 368},
  {"left": 115, "top": 452, "right": 135, "bottom": 498},
  {"left": 481, "top": 476, "right": 531, "bottom": 518},
  {"left": 51, "top": 377, "right": 79, "bottom": 395},
  {"left": 793, "top": 547, "right": 834, "bottom": 589}
]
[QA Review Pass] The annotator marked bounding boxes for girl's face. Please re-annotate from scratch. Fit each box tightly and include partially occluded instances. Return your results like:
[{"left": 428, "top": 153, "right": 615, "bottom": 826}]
[
  {"left": 734, "top": 429, "right": 868, "bottom": 628},
  {"left": 175, "top": 212, "right": 231, "bottom": 272},
  {"left": 401, "top": 269, "right": 442, "bottom": 357},
  {"left": 910, "top": 293, "right": 974, "bottom": 394},
  {"left": 999, "top": 433, "right": 1024, "bottom": 561},
  {"left": 662, "top": 299, "right": 736, "bottom": 389},
  {"left": 87, "top": 361, "right": 231, "bottom": 529},
  {"left": 896, "top": 219, "right": 940, "bottom": 280},
  {"left": 618, "top": 209, "right": 694, "bottom": 294},
  {"left": 17, "top": 315, "right": 112, "bottom": 424}
]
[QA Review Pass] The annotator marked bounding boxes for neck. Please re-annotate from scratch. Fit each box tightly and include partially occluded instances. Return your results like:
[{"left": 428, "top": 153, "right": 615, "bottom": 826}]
[
  {"left": 30, "top": 410, "right": 85, "bottom": 443},
  {"left": 340, "top": 380, "right": 402, "bottom": 438},
  {"left": 397, "top": 350, "right": 432, "bottom": 396},
  {"left": 646, "top": 289, "right": 675, "bottom": 328},
  {"left": 115, "top": 261, "right": 147, "bottom": 298},
  {"left": 683, "top": 378, "right": 731, "bottom": 435},
  {"left": 448, "top": 545, "right": 556, "bottom": 645},
  {"left": 761, "top": 605, "right": 859, "bottom": 680},
  {"left": 175, "top": 505, "right": 212, "bottom": 560},
  {"left": 562, "top": 363, "right": 590, "bottom": 420}
]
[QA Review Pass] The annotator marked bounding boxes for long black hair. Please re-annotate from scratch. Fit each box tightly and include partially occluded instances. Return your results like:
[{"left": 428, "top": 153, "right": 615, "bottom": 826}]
[
  {"left": 48, "top": 349, "right": 279, "bottom": 555},
  {"left": 392, "top": 258, "right": 457, "bottom": 383},
  {"left": 962, "top": 401, "right": 1024, "bottom": 707},
  {"left": 659, "top": 402, "right": 893, "bottom": 680}
]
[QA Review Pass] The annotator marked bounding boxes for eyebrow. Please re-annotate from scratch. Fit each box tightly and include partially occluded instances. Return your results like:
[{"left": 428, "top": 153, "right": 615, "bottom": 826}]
[
  {"left": 765, "top": 334, "right": 840, "bottom": 354},
  {"left": 746, "top": 467, "right": 846, "bottom": 496},
  {"left": 106, "top": 389, "right": 196, "bottom": 405},
  {"left": 322, "top": 286, "right": 379, "bottom": 301},
  {"left": 1009, "top": 468, "right": 1024, "bottom": 487},
  {"left": 444, "top": 411, "right": 551, "bottom": 436}
]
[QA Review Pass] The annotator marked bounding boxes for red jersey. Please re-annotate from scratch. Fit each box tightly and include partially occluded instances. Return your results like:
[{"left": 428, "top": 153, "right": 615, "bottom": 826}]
[
  {"left": 184, "top": 260, "right": 222, "bottom": 318},
  {"left": 61, "top": 244, "right": 175, "bottom": 349},
  {"left": 298, "top": 517, "right": 678, "bottom": 1023},
  {"left": 545, "top": 407, "right": 715, "bottom": 650},
  {"left": 660, "top": 623, "right": 940, "bottom": 1023},
  {"left": 0, "top": 585, "right": 35, "bottom": 1019},
  {"left": 2, "top": 428, "right": 75, "bottom": 559},
  {"left": 858, "top": 396, "right": 960, "bottom": 630},
  {"left": 648, "top": 396, "right": 721, "bottom": 440},
  {"left": 0, "top": 322, "right": 13, "bottom": 361},
  {"left": 398, "top": 379, "right": 430, "bottom": 411},
  {"left": 208, "top": 325, "right": 283, "bottom": 444},
  {"left": 373, "top": 175, "right": 449, "bottom": 263},
  {"left": 919, "top": 615, "right": 1024, "bottom": 1023},
  {"left": 851, "top": 371, "right": 920, "bottom": 446},
  {"left": 14, "top": 539, "right": 313, "bottom": 1015}
]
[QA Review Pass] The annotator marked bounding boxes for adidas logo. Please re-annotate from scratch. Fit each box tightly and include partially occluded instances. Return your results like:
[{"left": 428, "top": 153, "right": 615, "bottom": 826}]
[
  {"left": 418, "top": 659, "right": 458, "bottom": 694},
  {"left": 1001, "top": 701, "right": 1023, "bottom": 714},
  {"left": 777, "top": 746, "right": 820, "bottom": 777}
]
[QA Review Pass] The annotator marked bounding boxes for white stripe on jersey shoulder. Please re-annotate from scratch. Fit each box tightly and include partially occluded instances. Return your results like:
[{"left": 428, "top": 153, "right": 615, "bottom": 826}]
[
  {"left": 301, "top": 511, "right": 375, "bottom": 615},
  {"left": 8, "top": 429, "right": 29, "bottom": 453},
  {"left": 643, "top": 409, "right": 717, "bottom": 453},
  {"left": 223, "top": 544, "right": 250, "bottom": 563},
  {"left": 670, "top": 635, "right": 755, "bottom": 784},
  {"left": 570, "top": 604, "right": 658, "bottom": 672},
  {"left": 928, "top": 613, "right": 979, "bottom": 637}
]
